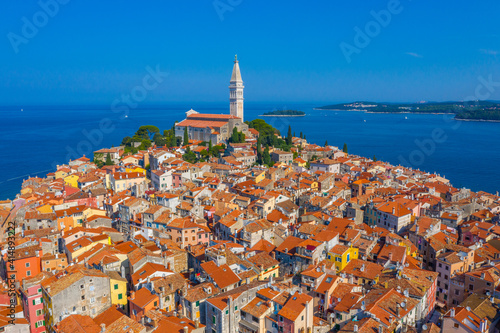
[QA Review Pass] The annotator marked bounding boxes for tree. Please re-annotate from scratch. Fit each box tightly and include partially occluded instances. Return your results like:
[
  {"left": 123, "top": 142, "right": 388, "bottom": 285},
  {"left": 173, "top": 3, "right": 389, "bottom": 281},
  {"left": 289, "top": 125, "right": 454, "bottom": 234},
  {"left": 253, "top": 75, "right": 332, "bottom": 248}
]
[
  {"left": 373, "top": 155, "right": 377, "bottom": 162},
  {"left": 136, "top": 125, "right": 160, "bottom": 140},
  {"left": 230, "top": 128, "right": 246, "bottom": 143},
  {"left": 256, "top": 136, "right": 262, "bottom": 164},
  {"left": 170, "top": 134, "right": 177, "bottom": 147},
  {"left": 343, "top": 143, "right": 348, "bottom": 154},
  {"left": 286, "top": 125, "right": 292, "bottom": 145},
  {"left": 209, "top": 139, "right": 213, "bottom": 153},
  {"left": 183, "top": 146, "right": 197, "bottom": 163},
  {"left": 304, "top": 134, "right": 306, "bottom": 140},
  {"left": 325, "top": 140, "right": 328, "bottom": 147},
  {"left": 293, "top": 132, "right": 296, "bottom": 138},
  {"left": 263, "top": 146, "right": 271, "bottom": 167},
  {"left": 105, "top": 153, "right": 113, "bottom": 165},
  {"left": 183, "top": 127, "right": 189, "bottom": 146},
  {"left": 300, "top": 132, "right": 303, "bottom": 139}
]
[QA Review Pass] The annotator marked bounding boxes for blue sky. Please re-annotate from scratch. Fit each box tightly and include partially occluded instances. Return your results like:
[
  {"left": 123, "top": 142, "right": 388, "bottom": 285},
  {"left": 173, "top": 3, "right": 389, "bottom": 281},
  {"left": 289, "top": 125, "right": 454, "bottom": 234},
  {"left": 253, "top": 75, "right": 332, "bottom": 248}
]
[{"left": 1, "top": 0, "right": 500, "bottom": 105}]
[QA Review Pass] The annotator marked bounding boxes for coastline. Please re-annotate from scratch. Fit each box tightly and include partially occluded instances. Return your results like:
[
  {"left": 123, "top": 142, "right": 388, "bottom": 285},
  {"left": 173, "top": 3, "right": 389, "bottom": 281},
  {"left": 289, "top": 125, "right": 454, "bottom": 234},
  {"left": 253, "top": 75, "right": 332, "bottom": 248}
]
[
  {"left": 258, "top": 114, "right": 306, "bottom": 117},
  {"left": 455, "top": 118, "right": 500, "bottom": 123},
  {"left": 314, "top": 108, "right": 500, "bottom": 121}
]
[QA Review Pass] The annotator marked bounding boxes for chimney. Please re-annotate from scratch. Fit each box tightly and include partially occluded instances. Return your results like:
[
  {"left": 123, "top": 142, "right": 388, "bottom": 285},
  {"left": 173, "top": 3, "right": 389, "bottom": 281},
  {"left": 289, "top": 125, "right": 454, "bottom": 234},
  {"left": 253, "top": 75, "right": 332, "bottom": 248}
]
[
  {"left": 480, "top": 319, "right": 487, "bottom": 333},
  {"left": 183, "top": 327, "right": 189, "bottom": 333},
  {"left": 195, "top": 320, "right": 200, "bottom": 328},
  {"left": 450, "top": 308, "right": 455, "bottom": 317},
  {"left": 353, "top": 324, "right": 358, "bottom": 332},
  {"left": 396, "top": 303, "right": 400, "bottom": 317},
  {"left": 100, "top": 323, "right": 106, "bottom": 333},
  {"left": 392, "top": 207, "right": 395, "bottom": 215},
  {"left": 388, "top": 252, "right": 393, "bottom": 261},
  {"left": 379, "top": 324, "right": 384, "bottom": 333},
  {"left": 481, "top": 272, "right": 485, "bottom": 280},
  {"left": 130, "top": 291, "right": 135, "bottom": 300}
]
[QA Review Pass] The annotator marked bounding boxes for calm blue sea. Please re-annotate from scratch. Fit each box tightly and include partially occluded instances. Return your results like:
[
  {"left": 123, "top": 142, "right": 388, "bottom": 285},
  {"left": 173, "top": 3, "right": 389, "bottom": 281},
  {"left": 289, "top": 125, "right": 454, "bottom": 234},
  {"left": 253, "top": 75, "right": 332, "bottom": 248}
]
[{"left": 1, "top": 103, "right": 499, "bottom": 199}]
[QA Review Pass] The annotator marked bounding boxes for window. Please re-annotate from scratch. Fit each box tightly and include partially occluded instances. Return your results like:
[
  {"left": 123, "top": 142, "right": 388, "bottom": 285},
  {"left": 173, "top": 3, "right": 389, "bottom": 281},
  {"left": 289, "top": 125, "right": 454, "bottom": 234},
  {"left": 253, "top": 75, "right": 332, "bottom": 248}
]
[
  {"left": 454, "top": 323, "right": 459, "bottom": 328},
  {"left": 26, "top": 271, "right": 31, "bottom": 276},
  {"left": 118, "top": 294, "right": 123, "bottom": 300},
  {"left": 469, "top": 284, "right": 474, "bottom": 291},
  {"left": 212, "top": 315, "right": 216, "bottom": 324},
  {"left": 81, "top": 295, "right": 85, "bottom": 300},
  {"left": 114, "top": 284, "right": 119, "bottom": 290},
  {"left": 196, "top": 301, "right": 200, "bottom": 307},
  {"left": 26, "top": 262, "right": 30, "bottom": 268},
  {"left": 82, "top": 306, "right": 86, "bottom": 311},
  {"left": 235, "top": 306, "right": 238, "bottom": 311},
  {"left": 301, "top": 315, "right": 304, "bottom": 321},
  {"left": 154, "top": 301, "right": 158, "bottom": 307}
]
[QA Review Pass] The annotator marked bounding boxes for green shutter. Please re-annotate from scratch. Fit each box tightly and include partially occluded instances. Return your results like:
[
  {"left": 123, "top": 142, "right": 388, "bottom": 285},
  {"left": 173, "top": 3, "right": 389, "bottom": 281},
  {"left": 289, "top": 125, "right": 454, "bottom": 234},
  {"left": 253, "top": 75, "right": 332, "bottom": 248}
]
[
  {"left": 43, "top": 320, "right": 45, "bottom": 326},
  {"left": 196, "top": 301, "right": 200, "bottom": 306},
  {"left": 212, "top": 315, "right": 216, "bottom": 324},
  {"left": 33, "top": 300, "right": 35, "bottom": 305}
]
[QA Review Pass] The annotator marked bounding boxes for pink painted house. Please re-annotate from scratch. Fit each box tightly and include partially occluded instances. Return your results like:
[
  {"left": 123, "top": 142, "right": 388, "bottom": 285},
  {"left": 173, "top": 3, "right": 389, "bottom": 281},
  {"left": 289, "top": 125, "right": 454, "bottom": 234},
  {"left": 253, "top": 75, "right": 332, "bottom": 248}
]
[
  {"left": 172, "top": 172, "right": 183, "bottom": 188},
  {"left": 21, "top": 272, "right": 50, "bottom": 333},
  {"left": 166, "top": 217, "right": 212, "bottom": 249}
]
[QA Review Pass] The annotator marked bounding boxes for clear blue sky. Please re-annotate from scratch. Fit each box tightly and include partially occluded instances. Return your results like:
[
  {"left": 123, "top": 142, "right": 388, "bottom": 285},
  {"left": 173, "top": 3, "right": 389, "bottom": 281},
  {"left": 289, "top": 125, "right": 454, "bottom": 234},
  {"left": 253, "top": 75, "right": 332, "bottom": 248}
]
[{"left": 1, "top": 0, "right": 500, "bottom": 105}]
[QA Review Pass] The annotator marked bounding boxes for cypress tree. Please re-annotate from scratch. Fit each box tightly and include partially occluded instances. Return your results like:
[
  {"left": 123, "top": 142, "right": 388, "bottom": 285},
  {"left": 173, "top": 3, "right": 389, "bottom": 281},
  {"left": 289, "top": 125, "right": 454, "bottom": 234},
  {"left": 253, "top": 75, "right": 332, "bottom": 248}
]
[
  {"left": 105, "top": 153, "right": 113, "bottom": 165},
  {"left": 256, "top": 136, "right": 262, "bottom": 164},
  {"left": 325, "top": 140, "right": 328, "bottom": 147},
  {"left": 183, "top": 127, "right": 189, "bottom": 146},
  {"left": 343, "top": 143, "right": 348, "bottom": 154},
  {"left": 286, "top": 125, "right": 292, "bottom": 145}
]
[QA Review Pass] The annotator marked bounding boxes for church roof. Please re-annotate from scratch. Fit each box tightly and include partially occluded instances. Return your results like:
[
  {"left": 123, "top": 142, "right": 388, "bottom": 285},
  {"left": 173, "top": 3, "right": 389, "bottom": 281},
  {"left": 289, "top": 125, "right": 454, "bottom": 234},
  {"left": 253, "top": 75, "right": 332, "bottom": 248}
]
[{"left": 177, "top": 113, "right": 240, "bottom": 129}]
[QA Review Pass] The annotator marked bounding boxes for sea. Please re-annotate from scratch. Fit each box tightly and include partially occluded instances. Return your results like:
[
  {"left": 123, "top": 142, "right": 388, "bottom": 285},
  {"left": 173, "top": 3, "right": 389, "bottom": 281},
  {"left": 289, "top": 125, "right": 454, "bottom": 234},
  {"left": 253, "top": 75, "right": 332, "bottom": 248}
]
[{"left": 1, "top": 103, "right": 499, "bottom": 200}]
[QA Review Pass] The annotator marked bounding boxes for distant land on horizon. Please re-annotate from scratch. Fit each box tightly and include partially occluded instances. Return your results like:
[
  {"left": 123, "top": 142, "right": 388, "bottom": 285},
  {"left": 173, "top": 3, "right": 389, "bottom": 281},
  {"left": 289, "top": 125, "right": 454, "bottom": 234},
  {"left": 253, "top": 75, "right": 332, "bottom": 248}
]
[{"left": 316, "top": 101, "right": 500, "bottom": 121}]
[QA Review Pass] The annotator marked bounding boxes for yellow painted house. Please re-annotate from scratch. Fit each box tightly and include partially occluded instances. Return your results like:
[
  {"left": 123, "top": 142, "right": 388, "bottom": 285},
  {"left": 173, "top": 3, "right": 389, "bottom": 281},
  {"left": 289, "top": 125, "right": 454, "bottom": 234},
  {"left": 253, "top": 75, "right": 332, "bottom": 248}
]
[
  {"left": 36, "top": 204, "right": 53, "bottom": 214},
  {"left": 66, "top": 234, "right": 111, "bottom": 261},
  {"left": 82, "top": 207, "right": 107, "bottom": 219},
  {"left": 63, "top": 174, "right": 79, "bottom": 188},
  {"left": 54, "top": 169, "right": 69, "bottom": 179},
  {"left": 327, "top": 244, "right": 359, "bottom": 272},
  {"left": 108, "top": 271, "right": 128, "bottom": 310},
  {"left": 125, "top": 166, "right": 146, "bottom": 175},
  {"left": 258, "top": 264, "right": 279, "bottom": 281}
]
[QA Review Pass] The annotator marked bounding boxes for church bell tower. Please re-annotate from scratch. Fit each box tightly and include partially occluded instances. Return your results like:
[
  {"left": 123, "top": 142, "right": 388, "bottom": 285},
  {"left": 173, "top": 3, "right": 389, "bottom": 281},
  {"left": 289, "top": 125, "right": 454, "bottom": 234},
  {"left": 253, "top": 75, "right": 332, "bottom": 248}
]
[{"left": 229, "top": 55, "right": 244, "bottom": 121}]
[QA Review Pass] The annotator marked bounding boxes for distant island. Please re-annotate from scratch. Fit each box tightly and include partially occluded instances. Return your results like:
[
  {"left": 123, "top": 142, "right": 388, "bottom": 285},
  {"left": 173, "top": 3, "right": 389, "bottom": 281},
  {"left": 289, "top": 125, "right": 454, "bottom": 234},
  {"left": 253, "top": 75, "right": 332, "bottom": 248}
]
[
  {"left": 316, "top": 101, "right": 500, "bottom": 121},
  {"left": 260, "top": 110, "right": 305, "bottom": 117}
]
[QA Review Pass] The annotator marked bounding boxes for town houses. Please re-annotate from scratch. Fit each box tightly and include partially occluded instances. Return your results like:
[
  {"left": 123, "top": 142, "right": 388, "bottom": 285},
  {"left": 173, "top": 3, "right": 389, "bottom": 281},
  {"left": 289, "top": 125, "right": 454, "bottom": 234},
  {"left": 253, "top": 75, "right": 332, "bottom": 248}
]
[{"left": 0, "top": 58, "right": 499, "bottom": 333}]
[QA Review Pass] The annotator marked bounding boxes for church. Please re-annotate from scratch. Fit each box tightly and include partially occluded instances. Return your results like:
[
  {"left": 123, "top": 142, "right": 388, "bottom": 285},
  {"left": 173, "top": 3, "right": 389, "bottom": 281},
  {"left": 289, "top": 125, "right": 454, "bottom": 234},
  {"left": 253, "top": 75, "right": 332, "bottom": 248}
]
[{"left": 174, "top": 56, "right": 249, "bottom": 144}]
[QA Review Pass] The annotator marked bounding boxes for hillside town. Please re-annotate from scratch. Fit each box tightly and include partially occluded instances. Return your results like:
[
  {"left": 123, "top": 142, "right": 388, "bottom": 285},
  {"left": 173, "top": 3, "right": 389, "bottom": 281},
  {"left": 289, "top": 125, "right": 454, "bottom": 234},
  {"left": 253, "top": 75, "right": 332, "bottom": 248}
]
[{"left": 1, "top": 59, "right": 500, "bottom": 333}]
